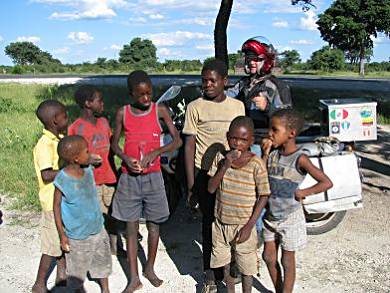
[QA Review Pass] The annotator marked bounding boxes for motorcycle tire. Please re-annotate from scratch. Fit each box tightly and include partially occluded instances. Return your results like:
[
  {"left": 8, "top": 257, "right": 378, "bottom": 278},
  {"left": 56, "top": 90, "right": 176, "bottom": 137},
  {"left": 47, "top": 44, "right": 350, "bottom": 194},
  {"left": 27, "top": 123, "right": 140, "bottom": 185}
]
[{"left": 305, "top": 210, "right": 347, "bottom": 235}]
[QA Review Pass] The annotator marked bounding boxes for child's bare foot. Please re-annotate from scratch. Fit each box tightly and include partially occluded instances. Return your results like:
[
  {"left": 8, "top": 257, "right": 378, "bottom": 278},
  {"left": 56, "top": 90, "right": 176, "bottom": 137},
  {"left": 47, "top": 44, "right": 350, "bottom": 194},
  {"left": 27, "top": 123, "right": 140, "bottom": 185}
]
[
  {"left": 121, "top": 277, "right": 143, "bottom": 293},
  {"left": 143, "top": 269, "right": 163, "bottom": 287},
  {"left": 32, "top": 283, "right": 48, "bottom": 293}
]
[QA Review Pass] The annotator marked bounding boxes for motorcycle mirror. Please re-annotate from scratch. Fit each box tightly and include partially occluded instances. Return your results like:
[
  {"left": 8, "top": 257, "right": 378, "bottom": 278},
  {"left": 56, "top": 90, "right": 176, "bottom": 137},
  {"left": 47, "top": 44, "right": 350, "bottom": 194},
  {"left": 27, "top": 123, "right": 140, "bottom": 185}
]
[{"left": 156, "top": 85, "right": 181, "bottom": 104}]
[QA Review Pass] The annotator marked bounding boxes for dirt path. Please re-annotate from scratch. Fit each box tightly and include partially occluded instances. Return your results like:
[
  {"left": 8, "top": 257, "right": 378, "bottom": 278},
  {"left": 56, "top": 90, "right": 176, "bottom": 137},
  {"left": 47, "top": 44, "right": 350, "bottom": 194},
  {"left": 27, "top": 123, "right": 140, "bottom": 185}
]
[{"left": 0, "top": 127, "right": 389, "bottom": 293}]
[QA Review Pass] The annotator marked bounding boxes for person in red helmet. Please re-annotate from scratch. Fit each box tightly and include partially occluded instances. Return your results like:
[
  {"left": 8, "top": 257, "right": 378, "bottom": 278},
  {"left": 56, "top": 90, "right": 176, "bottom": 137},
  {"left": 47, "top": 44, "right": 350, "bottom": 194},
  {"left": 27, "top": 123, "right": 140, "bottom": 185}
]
[
  {"left": 227, "top": 37, "right": 292, "bottom": 278},
  {"left": 227, "top": 36, "right": 292, "bottom": 134}
]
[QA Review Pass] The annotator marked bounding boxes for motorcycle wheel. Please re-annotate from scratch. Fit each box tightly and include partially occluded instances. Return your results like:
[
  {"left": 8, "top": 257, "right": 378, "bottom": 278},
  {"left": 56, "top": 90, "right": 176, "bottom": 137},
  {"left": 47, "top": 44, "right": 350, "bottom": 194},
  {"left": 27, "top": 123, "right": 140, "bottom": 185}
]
[{"left": 305, "top": 210, "right": 347, "bottom": 235}]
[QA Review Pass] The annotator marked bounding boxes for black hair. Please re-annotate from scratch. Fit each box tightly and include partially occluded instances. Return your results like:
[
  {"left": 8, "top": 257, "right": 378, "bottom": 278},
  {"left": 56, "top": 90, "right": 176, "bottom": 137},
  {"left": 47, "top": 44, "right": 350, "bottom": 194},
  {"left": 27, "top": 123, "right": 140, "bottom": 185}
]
[
  {"left": 127, "top": 70, "right": 152, "bottom": 93},
  {"left": 201, "top": 58, "right": 228, "bottom": 78},
  {"left": 74, "top": 85, "right": 100, "bottom": 108},
  {"left": 229, "top": 116, "right": 254, "bottom": 134},
  {"left": 36, "top": 99, "right": 66, "bottom": 127},
  {"left": 57, "top": 135, "right": 86, "bottom": 163},
  {"left": 272, "top": 109, "right": 304, "bottom": 134}
]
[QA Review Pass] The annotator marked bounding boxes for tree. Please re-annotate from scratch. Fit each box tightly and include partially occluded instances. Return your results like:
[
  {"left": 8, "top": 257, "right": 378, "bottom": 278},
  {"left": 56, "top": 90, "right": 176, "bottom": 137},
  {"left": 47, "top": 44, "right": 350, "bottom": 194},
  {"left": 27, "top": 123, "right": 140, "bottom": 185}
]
[
  {"left": 308, "top": 46, "right": 345, "bottom": 72},
  {"left": 317, "top": 0, "right": 390, "bottom": 76},
  {"left": 279, "top": 50, "right": 301, "bottom": 69},
  {"left": 5, "top": 42, "right": 42, "bottom": 65},
  {"left": 5, "top": 41, "right": 60, "bottom": 66},
  {"left": 214, "top": 0, "right": 314, "bottom": 68},
  {"left": 119, "top": 38, "right": 157, "bottom": 69}
]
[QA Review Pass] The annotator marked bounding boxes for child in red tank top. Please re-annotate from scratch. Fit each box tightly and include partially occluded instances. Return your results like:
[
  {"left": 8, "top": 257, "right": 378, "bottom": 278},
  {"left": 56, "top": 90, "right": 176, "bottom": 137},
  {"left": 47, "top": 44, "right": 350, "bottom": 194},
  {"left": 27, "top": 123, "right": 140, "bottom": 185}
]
[{"left": 111, "top": 70, "right": 182, "bottom": 292}]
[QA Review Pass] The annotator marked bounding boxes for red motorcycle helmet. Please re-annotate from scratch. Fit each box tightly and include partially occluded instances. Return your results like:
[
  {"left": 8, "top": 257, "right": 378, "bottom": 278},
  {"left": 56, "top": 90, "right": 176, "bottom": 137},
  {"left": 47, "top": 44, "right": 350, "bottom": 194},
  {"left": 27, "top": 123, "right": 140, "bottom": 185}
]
[{"left": 241, "top": 36, "right": 276, "bottom": 75}]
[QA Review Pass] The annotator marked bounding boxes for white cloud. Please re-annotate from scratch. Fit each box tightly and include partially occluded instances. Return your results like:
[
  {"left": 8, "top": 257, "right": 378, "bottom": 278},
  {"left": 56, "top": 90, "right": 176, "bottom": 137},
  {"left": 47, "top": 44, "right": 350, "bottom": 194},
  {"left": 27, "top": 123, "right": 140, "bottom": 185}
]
[
  {"left": 272, "top": 20, "right": 288, "bottom": 28},
  {"left": 110, "top": 44, "right": 121, "bottom": 50},
  {"left": 300, "top": 10, "right": 318, "bottom": 31},
  {"left": 371, "top": 34, "right": 390, "bottom": 46},
  {"left": 290, "top": 39, "right": 314, "bottom": 45},
  {"left": 53, "top": 47, "right": 70, "bottom": 54},
  {"left": 16, "top": 36, "right": 41, "bottom": 43},
  {"left": 176, "top": 18, "right": 214, "bottom": 26},
  {"left": 33, "top": 0, "right": 128, "bottom": 20},
  {"left": 148, "top": 13, "right": 164, "bottom": 20},
  {"left": 127, "top": 16, "right": 147, "bottom": 24},
  {"left": 275, "top": 45, "right": 293, "bottom": 52},
  {"left": 196, "top": 44, "right": 214, "bottom": 51},
  {"left": 68, "top": 32, "right": 94, "bottom": 44},
  {"left": 159, "top": 48, "right": 172, "bottom": 56},
  {"left": 0, "top": 36, "right": 3, "bottom": 42},
  {"left": 142, "top": 31, "right": 212, "bottom": 46}
]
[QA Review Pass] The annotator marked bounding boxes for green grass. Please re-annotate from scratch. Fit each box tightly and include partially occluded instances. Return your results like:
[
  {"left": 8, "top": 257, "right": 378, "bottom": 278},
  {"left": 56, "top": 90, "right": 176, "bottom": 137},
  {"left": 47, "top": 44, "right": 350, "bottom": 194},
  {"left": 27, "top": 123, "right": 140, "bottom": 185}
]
[
  {"left": 284, "top": 70, "right": 390, "bottom": 78},
  {"left": 1, "top": 82, "right": 389, "bottom": 210}
]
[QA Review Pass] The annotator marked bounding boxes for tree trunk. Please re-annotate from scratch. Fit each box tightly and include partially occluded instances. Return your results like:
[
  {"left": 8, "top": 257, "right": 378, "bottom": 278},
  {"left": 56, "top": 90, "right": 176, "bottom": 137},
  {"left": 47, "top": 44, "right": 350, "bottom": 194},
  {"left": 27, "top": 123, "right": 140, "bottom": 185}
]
[
  {"left": 359, "top": 46, "right": 365, "bottom": 76},
  {"left": 214, "top": 0, "right": 233, "bottom": 68}
]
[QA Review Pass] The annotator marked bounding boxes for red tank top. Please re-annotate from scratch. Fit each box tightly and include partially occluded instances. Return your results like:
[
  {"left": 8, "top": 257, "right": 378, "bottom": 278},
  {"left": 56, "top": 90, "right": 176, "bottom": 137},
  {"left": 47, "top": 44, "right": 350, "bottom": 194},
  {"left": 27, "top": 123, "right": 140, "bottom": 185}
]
[{"left": 122, "top": 103, "right": 161, "bottom": 174}]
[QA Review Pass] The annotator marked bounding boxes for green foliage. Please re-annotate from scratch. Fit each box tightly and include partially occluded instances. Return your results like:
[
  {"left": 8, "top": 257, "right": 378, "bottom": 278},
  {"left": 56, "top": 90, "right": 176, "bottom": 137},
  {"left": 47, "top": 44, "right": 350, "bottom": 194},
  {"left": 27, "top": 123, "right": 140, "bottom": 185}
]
[
  {"left": 308, "top": 46, "right": 345, "bottom": 71},
  {"left": 317, "top": 0, "right": 390, "bottom": 75},
  {"left": 119, "top": 38, "right": 157, "bottom": 69},
  {"left": 5, "top": 41, "right": 60, "bottom": 66},
  {"left": 163, "top": 59, "right": 202, "bottom": 72},
  {"left": 228, "top": 52, "right": 242, "bottom": 70},
  {"left": 279, "top": 50, "right": 301, "bottom": 70}
]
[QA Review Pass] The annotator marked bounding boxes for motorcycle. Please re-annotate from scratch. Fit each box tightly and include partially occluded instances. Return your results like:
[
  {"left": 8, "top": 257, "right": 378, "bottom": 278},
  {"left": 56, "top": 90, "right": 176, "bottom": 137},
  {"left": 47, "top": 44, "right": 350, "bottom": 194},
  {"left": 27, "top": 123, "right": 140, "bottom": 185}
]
[{"left": 158, "top": 86, "right": 369, "bottom": 235}]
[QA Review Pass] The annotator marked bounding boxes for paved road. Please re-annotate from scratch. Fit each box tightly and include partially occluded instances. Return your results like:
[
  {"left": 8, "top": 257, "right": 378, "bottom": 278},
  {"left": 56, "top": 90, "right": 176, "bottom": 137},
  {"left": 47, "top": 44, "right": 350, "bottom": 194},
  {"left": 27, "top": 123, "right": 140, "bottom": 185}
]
[{"left": 0, "top": 74, "right": 390, "bottom": 93}]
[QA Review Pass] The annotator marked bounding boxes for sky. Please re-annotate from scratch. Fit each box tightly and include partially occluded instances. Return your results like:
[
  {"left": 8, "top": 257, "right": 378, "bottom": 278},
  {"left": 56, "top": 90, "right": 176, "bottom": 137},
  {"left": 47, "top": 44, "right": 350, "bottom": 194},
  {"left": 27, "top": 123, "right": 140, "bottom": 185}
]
[{"left": 0, "top": 0, "right": 389, "bottom": 66}]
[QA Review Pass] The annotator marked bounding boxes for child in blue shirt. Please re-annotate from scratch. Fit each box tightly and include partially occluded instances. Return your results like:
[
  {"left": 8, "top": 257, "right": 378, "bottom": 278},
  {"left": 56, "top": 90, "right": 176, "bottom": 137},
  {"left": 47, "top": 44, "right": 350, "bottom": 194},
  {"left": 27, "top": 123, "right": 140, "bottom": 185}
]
[{"left": 53, "top": 135, "right": 112, "bottom": 293}]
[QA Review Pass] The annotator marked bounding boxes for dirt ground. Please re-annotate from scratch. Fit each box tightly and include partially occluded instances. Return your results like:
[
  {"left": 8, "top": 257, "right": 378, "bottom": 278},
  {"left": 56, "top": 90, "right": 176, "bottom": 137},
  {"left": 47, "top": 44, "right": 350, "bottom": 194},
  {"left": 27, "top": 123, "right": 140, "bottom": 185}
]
[{"left": 0, "top": 126, "right": 389, "bottom": 293}]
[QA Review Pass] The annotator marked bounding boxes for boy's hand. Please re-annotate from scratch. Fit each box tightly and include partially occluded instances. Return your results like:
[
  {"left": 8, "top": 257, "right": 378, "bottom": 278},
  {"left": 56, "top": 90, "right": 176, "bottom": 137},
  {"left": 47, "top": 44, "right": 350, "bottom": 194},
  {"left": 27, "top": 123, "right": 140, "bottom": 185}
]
[
  {"left": 294, "top": 189, "right": 306, "bottom": 202},
  {"left": 124, "top": 156, "right": 143, "bottom": 173},
  {"left": 89, "top": 153, "right": 102, "bottom": 166},
  {"left": 60, "top": 235, "right": 70, "bottom": 252},
  {"left": 251, "top": 94, "right": 268, "bottom": 111},
  {"left": 140, "top": 150, "right": 158, "bottom": 169},
  {"left": 261, "top": 138, "right": 272, "bottom": 157},
  {"left": 224, "top": 150, "right": 242, "bottom": 167},
  {"left": 236, "top": 223, "right": 252, "bottom": 244}
]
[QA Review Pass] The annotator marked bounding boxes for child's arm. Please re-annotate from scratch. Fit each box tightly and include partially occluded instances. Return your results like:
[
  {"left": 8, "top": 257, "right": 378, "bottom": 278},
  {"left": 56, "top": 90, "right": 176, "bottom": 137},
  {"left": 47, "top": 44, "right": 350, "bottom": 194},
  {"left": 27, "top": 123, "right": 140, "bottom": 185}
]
[
  {"left": 237, "top": 196, "right": 269, "bottom": 243},
  {"left": 53, "top": 187, "right": 70, "bottom": 252},
  {"left": 208, "top": 150, "right": 241, "bottom": 193},
  {"left": 184, "top": 135, "right": 196, "bottom": 204},
  {"left": 140, "top": 104, "right": 182, "bottom": 168},
  {"left": 295, "top": 154, "right": 333, "bottom": 201},
  {"left": 111, "top": 107, "right": 142, "bottom": 173},
  {"left": 41, "top": 169, "right": 58, "bottom": 184}
]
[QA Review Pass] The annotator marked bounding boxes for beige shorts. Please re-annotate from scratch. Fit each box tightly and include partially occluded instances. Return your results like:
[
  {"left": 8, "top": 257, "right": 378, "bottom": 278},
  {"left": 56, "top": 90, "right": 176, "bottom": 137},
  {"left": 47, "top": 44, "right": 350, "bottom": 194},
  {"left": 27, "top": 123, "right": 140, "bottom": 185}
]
[
  {"left": 210, "top": 219, "right": 258, "bottom": 276},
  {"left": 41, "top": 211, "right": 62, "bottom": 257},
  {"left": 263, "top": 207, "right": 307, "bottom": 251},
  {"left": 96, "top": 184, "right": 115, "bottom": 214}
]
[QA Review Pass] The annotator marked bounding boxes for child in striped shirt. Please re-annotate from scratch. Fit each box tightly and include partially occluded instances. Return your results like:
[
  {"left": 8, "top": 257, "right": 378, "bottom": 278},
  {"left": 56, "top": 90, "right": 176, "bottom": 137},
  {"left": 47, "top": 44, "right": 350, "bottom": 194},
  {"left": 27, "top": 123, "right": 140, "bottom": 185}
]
[{"left": 208, "top": 116, "right": 270, "bottom": 293}]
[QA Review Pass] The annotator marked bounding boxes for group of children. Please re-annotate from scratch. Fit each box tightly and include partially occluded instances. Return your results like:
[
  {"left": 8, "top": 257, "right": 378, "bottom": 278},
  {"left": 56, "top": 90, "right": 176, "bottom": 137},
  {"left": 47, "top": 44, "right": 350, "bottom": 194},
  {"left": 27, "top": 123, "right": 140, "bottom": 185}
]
[{"left": 32, "top": 58, "right": 332, "bottom": 293}]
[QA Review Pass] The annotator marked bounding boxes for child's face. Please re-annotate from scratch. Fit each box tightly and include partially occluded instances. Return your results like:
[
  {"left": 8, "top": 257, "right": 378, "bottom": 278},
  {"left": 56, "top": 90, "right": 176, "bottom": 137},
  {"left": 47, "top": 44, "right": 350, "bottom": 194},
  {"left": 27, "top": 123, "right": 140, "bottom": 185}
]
[
  {"left": 54, "top": 108, "right": 69, "bottom": 134},
  {"left": 227, "top": 126, "right": 254, "bottom": 152},
  {"left": 75, "top": 140, "right": 90, "bottom": 165},
  {"left": 201, "top": 69, "right": 227, "bottom": 99},
  {"left": 131, "top": 82, "right": 152, "bottom": 110},
  {"left": 269, "top": 117, "right": 291, "bottom": 148},
  {"left": 87, "top": 91, "right": 104, "bottom": 115}
]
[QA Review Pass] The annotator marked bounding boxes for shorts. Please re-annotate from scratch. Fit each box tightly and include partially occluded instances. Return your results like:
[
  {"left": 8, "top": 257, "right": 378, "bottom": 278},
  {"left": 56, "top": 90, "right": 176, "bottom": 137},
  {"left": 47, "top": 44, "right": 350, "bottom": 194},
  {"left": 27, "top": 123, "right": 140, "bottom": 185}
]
[
  {"left": 112, "top": 171, "right": 169, "bottom": 223},
  {"left": 263, "top": 207, "right": 307, "bottom": 251},
  {"left": 210, "top": 219, "right": 258, "bottom": 276},
  {"left": 40, "top": 211, "right": 62, "bottom": 257},
  {"left": 96, "top": 184, "right": 115, "bottom": 214},
  {"left": 66, "top": 228, "right": 112, "bottom": 289}
]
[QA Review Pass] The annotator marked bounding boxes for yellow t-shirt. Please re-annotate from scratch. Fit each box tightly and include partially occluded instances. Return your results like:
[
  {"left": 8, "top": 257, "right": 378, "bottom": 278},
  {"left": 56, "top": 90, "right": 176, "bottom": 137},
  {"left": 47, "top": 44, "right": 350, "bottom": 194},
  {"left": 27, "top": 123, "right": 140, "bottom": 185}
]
[
  {"left": 33, "top": 129, "right": 62, "bottom": 211},
  {"left": 183, "top": 96, "right": 245, "bottom": 170}
]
